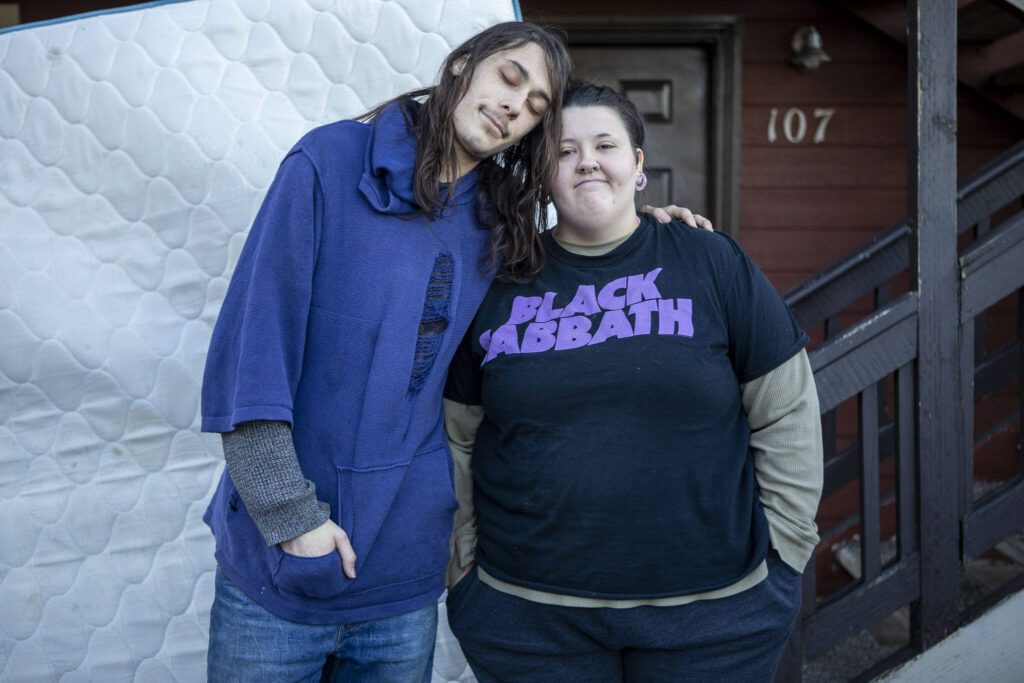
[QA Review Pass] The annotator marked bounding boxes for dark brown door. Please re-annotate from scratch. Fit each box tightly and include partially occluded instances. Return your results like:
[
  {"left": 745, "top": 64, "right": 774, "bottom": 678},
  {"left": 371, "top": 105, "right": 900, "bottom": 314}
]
[{"left": 570, "top": 46, "right": 710, "bottom": 215}]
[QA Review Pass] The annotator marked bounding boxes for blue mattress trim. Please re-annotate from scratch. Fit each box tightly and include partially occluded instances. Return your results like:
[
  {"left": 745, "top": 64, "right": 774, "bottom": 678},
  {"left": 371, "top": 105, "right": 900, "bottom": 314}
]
[
  {"left": 2, "top": 1, "right": 523, "bottom": 36},
  {"left": 0, "top": 0, "right": 194, "bottom": 36}
]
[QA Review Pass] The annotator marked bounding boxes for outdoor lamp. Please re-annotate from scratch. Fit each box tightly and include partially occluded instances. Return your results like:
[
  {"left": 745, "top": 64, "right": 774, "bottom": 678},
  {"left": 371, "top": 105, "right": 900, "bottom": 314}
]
[{"left": 791, "top": 26, "right": 831, "bottom": 70}]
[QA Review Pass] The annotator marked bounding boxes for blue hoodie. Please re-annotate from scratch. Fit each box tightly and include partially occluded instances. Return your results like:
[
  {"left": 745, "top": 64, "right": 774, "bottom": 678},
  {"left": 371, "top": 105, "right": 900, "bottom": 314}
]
[{"left": 201, "top": 103, "right": 494, "bottom": 624}]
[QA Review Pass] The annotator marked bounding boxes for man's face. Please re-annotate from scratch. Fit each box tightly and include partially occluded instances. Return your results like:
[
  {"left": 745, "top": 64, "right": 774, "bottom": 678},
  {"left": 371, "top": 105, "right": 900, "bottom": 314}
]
[{"left": 449, "top": 42, "right": 553, "bottom": 177}]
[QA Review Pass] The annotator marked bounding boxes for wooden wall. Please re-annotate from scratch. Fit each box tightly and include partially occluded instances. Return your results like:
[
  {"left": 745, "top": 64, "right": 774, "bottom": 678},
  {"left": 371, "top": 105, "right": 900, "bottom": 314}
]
[
  {"left": 12, "top": 0, "right": 138, "bottom": 24},
  {"left": 521, "top": 0, "right": 1023, "bottom": 294}
]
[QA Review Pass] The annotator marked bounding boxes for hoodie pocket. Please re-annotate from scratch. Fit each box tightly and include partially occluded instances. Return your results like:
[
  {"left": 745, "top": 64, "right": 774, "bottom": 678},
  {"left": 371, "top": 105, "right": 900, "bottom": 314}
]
[
  {"left": 271, "top": 547, "right": 352, "bottom": 599},
  {"left": 338, "top": 444, "right": 458, "bottom": 591}
]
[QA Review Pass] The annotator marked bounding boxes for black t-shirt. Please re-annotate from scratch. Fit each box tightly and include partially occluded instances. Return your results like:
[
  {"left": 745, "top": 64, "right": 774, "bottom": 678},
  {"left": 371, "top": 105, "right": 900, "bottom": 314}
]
[{"left": 445, "top": 216, "right": 808, "bottom": 599}]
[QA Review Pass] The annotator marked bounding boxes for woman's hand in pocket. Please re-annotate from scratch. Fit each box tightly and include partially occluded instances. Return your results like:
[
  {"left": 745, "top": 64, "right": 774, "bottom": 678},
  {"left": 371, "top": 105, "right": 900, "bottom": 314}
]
[
  {"left": 449, "top": 561, "right": 475, "bottom": 589},
  {"left": 280, "top": 519, "right": 357, "bottom": 579}
]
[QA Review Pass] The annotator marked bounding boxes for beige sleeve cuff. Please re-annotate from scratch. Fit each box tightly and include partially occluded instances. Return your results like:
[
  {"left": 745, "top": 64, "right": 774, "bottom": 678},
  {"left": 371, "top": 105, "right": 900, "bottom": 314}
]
[
  {"left": 444, "top": 398, "right": 485, "bottom": 586},
  {"left": 742, "top": 349, "right": 824, "bottom": 573}
]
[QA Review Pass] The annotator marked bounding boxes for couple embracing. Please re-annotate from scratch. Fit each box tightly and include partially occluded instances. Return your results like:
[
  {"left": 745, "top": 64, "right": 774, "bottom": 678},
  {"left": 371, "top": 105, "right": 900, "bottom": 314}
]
[{"left": 201, "top": 20, "right": 822, "bottom": 683}]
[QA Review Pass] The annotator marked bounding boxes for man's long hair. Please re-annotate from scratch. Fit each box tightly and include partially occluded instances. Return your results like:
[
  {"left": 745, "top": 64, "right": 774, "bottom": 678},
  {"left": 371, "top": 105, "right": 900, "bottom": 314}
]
[{"left": 360, "top": 22, "right": 572, "bottom": 282}]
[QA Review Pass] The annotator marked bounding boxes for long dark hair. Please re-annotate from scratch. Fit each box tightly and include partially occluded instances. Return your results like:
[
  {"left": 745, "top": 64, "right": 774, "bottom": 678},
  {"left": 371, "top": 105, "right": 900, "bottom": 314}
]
[{"left": 361, "top": 22, "right": 572, "bottom": 282}]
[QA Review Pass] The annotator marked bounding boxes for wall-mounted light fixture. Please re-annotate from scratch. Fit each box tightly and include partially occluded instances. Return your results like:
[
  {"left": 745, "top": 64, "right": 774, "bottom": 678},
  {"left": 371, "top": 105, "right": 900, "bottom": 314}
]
[{"left": 791, "top": 26, "right": 831, "bottom": 70}]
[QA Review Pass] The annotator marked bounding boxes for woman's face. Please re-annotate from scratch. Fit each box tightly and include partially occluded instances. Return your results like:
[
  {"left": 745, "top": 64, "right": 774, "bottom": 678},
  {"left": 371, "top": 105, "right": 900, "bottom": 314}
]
[{"left": 551, "top": 105, "right": 643, "bottom": 236}]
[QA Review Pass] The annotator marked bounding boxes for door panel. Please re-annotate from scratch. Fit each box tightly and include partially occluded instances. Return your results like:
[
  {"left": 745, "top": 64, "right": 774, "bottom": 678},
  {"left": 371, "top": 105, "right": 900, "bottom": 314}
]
[{"left": 570, "top": 46, "right": 710, "bottom": 214}]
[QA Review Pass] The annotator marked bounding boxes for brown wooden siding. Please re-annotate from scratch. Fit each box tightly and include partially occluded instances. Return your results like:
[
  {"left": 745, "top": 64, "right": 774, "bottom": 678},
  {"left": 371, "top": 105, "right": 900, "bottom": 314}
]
[
  {"left": 14, "top": 0, "right": 138, "bottom": 23},
  {"left": 522, "top": 0, "right": 1023, "bottom": 291}
]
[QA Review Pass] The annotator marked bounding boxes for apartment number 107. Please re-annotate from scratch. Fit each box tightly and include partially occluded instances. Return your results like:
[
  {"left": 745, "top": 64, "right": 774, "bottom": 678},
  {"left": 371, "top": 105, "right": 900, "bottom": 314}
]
[{"left": 767, "top": 107, "right": 835, "bottom": 143}]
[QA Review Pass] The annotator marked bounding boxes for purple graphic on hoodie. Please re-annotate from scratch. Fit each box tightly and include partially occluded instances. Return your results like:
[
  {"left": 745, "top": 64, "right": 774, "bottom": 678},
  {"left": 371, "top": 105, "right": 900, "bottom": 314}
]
[{"left": 479, "top": 268, "right": 693, "bottom": 365}]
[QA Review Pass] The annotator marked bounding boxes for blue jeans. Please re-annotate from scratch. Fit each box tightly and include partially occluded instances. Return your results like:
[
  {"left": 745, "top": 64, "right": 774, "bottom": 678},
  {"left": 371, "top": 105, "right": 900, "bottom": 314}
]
[{"left": 208, "top": 566, "right": 437, "bottom": 682}]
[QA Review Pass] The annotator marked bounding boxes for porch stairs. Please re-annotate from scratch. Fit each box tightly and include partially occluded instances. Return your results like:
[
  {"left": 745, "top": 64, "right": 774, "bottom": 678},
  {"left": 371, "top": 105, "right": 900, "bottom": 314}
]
[
  {"left": 774, "top": 141, "right": 1024, "bottom": 681},
  {"left": 827, "top": 0, "right": 1024, "bottom": 123}
]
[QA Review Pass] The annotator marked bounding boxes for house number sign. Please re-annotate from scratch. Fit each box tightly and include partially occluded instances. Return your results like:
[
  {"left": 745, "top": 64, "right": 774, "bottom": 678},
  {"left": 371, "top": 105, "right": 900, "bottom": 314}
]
[{"left": 767, "top": 107, "right": 835, "bottom": 143}]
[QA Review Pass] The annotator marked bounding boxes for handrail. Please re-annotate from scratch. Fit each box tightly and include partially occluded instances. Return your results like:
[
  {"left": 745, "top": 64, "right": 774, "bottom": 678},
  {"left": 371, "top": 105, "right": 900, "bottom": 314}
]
[
  {"left": 809, "top": 293, "right": 918, "bottom": 413},
  {"left": 960, "top": 209, "right": 1024, "bottom": 322},
  {"left": 784, "top": 221, "right": 908, "bottom": 328},
  {"left": 783, "top": 141, "right": 1024, "bottom": 331},
  {"left": 958, "top": 139, "right": 1024, "bottom": 201}
]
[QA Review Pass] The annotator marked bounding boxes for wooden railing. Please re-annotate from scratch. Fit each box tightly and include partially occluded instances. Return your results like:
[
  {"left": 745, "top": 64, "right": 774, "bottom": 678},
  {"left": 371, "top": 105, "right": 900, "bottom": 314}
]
[
  {"left": 775, "top": 146, "right": 1024, "bottom": 681},
  {"left": 958, "top": 208, "right": 1024, "bottom": 565},
  {"left": 783, "top": 141, "right": 1024, "bottom": 479},
  {"left": 784, "top": 140, "right": 1024, "bottom": 336}
]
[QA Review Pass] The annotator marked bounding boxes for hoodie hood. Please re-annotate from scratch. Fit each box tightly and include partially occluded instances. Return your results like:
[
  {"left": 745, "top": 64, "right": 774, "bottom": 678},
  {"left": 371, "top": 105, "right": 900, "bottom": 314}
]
[{"left": 358, "top": 100, "right": 478, "bottom": 216}]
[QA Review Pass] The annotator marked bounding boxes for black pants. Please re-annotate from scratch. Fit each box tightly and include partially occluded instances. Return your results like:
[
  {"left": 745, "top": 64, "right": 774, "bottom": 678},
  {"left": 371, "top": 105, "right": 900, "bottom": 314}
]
[{"left": 447, "top": 551, "right": 801, "bottom": 683}]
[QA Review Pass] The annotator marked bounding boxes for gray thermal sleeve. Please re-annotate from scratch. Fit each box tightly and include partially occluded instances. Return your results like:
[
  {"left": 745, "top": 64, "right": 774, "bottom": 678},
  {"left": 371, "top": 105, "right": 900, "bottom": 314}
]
[
  {"left": 743, "top": 349, "right": 824, "bottom": 572},
  {"left": 221, "top": 420, "right": 330, "bottom": 547}
]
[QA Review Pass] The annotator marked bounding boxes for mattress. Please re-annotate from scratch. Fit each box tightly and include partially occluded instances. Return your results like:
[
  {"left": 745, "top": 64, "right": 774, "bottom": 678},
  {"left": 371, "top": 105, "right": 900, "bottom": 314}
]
[{"left": 0, "top": 1, "right": 522, "bottom": 679}]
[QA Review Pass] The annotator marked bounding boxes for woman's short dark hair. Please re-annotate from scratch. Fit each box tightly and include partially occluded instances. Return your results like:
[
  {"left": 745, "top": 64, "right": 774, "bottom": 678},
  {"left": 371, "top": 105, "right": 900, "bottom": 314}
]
[
  {"left": 563, "top": 81, "right": 645, "bottom": 150},
  {"left": 362, "top": 22, "right": 573, "bottom": 283}
]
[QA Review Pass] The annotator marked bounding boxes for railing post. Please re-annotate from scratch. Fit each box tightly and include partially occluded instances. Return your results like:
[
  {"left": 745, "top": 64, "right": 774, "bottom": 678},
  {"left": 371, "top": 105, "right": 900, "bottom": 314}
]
[
  {"left": 860, "top": 387, "right": 882, "bottom": 581},
  {"left": 1018, "top": 287, "right": 1023, "bottom": 473},
  {"left": 908, "top": 0, "right": 961, "bottom": 649},
  {"left": 821, "top": 315, "right": 840, "bottom": 465}
]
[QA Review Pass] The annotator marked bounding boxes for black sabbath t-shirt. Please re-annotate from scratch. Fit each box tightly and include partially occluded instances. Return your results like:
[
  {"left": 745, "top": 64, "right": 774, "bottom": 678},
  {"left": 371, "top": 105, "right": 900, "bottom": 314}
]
[{"left": 445, "top": 216, "right": 808, "bottom": 599}]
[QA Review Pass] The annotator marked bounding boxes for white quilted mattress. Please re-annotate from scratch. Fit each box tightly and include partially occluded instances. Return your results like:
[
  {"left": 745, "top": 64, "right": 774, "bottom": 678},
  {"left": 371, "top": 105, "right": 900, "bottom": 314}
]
[{"left": 0, "top": 1, "right": 522, "bottom": 679}]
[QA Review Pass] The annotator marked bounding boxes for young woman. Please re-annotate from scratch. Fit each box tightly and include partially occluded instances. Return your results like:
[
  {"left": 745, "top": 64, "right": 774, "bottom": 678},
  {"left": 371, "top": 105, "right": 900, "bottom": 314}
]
[{"left": 443, "top": 82, "right": 823, "bottom": 683}]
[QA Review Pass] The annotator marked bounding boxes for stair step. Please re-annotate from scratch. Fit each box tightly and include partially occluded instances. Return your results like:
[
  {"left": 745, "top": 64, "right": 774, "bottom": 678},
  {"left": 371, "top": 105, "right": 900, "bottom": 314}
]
[
  {"left": 959, "top": 0, "right": 1024, "bottom": 43},
  {"left": 803, "top": 631, "right": 896, "bottom": 683},
  {"left": 832, "top": 536, "right": 908, "bottom": 647},
  {"left": 828, "top": 512, "right": 1024, "bottom": 648},
  {"left": 995, "top": 533, "right": 1024, "bottom": 564}
]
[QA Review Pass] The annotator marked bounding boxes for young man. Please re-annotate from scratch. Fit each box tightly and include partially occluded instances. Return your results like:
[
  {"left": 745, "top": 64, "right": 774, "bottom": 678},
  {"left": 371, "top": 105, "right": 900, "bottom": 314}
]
[{"left": 201, "top": 21, "right": 707, "bottom": 682}]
